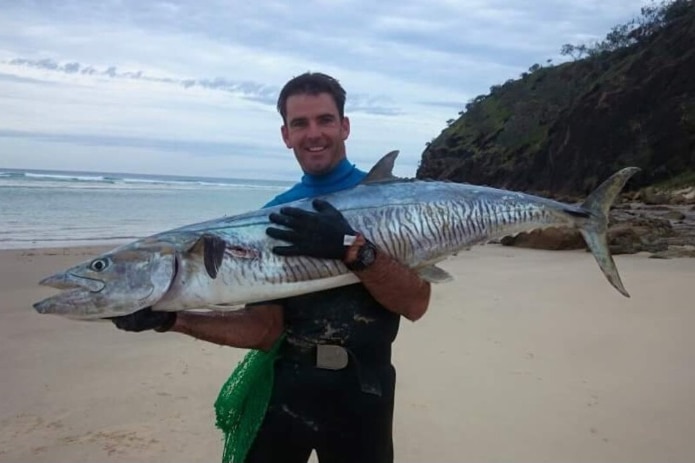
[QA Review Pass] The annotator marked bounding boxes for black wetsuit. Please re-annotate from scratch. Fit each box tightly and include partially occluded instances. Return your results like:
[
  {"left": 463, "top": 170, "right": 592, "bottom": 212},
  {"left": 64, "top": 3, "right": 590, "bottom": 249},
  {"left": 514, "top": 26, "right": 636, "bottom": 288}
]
[
  {"left": 245, "top": 284, "right": 401, "bottom": 463},
  {"left": 245, "top": 158, "right": 401, "bottom": 462}
]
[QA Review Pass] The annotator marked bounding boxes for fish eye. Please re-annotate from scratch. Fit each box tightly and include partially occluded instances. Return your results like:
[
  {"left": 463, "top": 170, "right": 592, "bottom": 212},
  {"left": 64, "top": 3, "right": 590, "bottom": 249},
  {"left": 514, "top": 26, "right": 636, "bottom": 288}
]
[{"left": 90, "top": 258, "right": 110, "bottom": 272}]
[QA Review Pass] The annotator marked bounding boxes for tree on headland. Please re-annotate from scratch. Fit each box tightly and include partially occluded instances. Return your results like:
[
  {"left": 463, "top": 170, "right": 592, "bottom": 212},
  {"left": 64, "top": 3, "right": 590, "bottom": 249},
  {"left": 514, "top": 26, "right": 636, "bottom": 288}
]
[{"left": 560, "top": 0, "right": 693, "bottom": 59}]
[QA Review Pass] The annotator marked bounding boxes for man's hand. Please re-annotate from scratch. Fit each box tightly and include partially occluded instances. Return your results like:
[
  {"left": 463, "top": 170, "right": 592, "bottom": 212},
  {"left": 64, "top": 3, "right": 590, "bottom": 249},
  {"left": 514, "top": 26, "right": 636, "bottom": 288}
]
[
  {"left": 266, "top": 199, "right": 356, "bottom": 259},
  {"left": 110, "top": 307, "right": 177, "bottom": 333}
]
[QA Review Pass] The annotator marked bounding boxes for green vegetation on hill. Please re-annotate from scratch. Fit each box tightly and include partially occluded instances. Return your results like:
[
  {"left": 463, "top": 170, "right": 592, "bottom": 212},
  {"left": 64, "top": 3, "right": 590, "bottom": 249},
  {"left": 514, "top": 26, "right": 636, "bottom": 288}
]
[{"left": 417, "top": 0, "right": 695, "bottom": 197}]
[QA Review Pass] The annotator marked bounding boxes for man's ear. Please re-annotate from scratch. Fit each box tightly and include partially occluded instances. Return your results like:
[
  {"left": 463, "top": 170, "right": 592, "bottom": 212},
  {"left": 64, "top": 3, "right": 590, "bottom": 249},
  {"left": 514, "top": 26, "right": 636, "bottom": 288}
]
[
  {"left": 281, "top": 125, "right": 292, "bottom": 148},
  {"left": 341, "top": 116, "right": 350, "bottom": 141}
]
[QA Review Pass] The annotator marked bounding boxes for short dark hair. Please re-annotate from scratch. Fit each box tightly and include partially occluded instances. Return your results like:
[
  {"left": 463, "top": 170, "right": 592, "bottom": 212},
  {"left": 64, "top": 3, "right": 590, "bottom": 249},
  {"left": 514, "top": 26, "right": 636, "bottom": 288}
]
[{"left": 276, "top": 72, "right": 347, "bottom": 122}]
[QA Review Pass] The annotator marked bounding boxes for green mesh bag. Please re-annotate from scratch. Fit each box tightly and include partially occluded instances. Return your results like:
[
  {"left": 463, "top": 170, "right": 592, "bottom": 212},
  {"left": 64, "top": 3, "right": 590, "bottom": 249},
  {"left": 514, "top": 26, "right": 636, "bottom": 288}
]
[{"left": 214, "top": 335, "right": 284, "bottom": 463}]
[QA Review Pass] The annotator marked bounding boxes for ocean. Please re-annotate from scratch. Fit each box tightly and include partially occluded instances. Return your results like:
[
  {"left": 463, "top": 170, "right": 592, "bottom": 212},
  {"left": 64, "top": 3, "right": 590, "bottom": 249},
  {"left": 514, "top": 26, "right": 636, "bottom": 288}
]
[{"left": 0, "top": 168, "right": 294, "bottom": 250}]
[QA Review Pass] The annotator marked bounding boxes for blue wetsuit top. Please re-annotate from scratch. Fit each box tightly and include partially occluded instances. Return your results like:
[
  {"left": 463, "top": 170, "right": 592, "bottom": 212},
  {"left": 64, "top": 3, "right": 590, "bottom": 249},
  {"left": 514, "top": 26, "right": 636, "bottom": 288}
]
[{"left": 264, "top": 158, "right": 367, "bottom": 207}]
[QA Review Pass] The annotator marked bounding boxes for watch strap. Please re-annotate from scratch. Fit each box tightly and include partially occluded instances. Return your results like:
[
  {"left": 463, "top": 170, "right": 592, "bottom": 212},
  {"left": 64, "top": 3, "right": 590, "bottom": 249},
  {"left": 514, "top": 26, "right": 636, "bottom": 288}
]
[{"left": 345, "top": 238, "right": 377, "bottom": 272}]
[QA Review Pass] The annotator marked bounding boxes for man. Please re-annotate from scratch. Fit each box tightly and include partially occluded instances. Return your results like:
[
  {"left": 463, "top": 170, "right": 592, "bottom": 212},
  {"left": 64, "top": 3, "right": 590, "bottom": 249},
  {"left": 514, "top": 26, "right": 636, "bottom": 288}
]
[{"left": 112, "top": 72, "right": 431, "bottom": 463}]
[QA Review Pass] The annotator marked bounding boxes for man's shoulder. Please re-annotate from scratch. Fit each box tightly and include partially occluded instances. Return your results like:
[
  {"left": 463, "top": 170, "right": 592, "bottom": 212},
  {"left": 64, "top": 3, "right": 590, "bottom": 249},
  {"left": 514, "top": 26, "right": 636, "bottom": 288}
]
[
  {"left": 263, "top": 162, "right": 368, "bottom": 208},
  {"left": 263, "top": 183, "right": 305, "bottom": 208},
  {"left": 348, "top": 166, "right": 368, "bottom": 184}
]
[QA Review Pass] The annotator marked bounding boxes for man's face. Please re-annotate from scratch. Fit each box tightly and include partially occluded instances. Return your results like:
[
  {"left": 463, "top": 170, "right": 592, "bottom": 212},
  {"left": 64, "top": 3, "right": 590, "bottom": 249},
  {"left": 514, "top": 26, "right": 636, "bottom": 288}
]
[{"left": 281, "top": 92, "right": 350, "bottom": 175}]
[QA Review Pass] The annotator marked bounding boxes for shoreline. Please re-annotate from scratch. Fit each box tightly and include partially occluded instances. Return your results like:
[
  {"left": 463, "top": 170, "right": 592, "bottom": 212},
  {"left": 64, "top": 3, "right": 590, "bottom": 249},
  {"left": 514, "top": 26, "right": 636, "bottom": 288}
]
[{"left": 0, "top": 240, "right": 132, "bottom": 252}]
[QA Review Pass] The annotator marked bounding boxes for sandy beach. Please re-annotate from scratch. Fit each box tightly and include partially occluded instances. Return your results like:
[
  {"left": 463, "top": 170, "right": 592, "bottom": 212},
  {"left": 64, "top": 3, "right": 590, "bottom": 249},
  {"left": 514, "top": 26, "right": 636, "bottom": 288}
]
[{"left": 1, "top": 244, "right": 694, "bottom": 462}]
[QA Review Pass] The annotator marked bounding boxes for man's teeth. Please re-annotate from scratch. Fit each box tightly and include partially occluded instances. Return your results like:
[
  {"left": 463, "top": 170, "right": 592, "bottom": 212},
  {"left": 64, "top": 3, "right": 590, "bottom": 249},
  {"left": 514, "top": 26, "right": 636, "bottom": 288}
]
[{"left": 307, "top": 147, "right": 325, "bottom": 152}]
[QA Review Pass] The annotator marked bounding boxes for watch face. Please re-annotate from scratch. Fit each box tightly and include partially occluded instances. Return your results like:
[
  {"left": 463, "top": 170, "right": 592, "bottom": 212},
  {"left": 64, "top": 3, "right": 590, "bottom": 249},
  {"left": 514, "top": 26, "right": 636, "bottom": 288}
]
[{"left": 358, "top": 242, "right": 377, "bottom": 267}]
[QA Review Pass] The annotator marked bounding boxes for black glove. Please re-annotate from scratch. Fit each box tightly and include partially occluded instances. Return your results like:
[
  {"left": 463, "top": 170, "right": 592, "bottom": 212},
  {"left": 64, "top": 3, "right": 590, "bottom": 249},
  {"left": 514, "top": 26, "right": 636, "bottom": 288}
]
[
  {"left": 110, "top": 307, "right": 177, "bottom": 333},
  {"left": 266, "top": 198, "right": 356, "bottom": 259}
]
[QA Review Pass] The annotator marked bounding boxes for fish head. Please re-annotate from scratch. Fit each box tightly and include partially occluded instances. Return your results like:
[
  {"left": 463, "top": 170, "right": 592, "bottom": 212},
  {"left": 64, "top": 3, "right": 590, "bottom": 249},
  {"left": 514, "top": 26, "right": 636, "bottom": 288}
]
[{"left": 33, "top": 242, "right": 177, "bottom": 320}]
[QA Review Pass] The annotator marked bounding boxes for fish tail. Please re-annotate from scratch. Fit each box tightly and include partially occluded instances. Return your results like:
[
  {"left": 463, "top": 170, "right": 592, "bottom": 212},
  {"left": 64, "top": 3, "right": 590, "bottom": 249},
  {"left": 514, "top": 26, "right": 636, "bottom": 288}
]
[{"left": 577, "top": 167, "right": 641, "bottom": 298}]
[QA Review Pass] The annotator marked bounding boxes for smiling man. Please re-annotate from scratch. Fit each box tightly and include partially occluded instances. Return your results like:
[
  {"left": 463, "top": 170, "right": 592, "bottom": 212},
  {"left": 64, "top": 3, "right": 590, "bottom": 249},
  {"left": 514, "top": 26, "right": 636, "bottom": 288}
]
[
  {"left": 281, "top": 90, "right": 350, "bottom": 174},
  {"left": 112, "top": 72, "right": 431, "bottom": 463}
]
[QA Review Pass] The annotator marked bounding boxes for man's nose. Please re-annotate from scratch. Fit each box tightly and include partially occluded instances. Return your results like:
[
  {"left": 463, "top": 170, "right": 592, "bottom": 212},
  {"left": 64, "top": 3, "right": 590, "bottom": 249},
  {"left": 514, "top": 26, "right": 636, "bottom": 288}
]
[{"left": 306, "top": 121, "right": 321, "bottom": 138}]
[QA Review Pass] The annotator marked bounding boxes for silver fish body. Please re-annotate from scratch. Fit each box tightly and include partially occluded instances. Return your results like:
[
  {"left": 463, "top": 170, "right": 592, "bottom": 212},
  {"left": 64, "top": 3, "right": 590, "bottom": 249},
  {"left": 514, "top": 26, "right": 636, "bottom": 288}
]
[{"left": 34, "top": 152, "right": 639, "bottom": 320}]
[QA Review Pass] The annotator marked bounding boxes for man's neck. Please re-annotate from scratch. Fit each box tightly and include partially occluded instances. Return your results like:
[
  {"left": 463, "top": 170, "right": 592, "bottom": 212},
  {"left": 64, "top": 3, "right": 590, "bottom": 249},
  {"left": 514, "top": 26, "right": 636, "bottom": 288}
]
[{"left": 301, "top": 158, "right": 354, "bottom": 186}]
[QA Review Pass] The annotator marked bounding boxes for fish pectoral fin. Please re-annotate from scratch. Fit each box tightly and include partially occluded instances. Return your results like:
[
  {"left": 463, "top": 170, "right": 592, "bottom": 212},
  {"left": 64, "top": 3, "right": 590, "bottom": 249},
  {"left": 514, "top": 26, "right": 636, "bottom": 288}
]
[
  {"left": 188, "top": 233, "right": 227, "bottom": 279},
  {"left": 416, "top": 265, "right": 454, "bottom": 283}
]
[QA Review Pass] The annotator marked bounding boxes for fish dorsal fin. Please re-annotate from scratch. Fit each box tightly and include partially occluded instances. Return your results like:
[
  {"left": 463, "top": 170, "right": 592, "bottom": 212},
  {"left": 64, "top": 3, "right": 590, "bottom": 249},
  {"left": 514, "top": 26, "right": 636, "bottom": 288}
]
[{"left": 361, "top": 150, "right": 400, "bottom": 184}]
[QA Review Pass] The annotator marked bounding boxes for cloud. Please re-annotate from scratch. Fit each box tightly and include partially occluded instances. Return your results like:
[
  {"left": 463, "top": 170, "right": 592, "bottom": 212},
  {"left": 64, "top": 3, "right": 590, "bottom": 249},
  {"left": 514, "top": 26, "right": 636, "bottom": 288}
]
[
  {"left": 0, "top": 128, "right": 271, "bottom": 158},
  {"left": 0, "top": 0, "right": 649, "bottom": 180},
  {"left": 4, "top": 57, "right": 403, "bottom": 116},
  {"left": 0, "top": 72, "right": 61, "bottom": 85}
]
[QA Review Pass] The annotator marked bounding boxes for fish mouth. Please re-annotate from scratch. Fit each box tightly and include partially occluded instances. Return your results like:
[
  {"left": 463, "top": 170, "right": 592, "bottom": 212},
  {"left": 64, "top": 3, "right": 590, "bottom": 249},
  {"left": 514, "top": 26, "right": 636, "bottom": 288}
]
[
  {"left": 38, "top": 272, "right": 106, "bottom": 293},
  {"left": 33, "top": 289, "right": 90, "bottom": 316},
  {"left": 34, "top": 273, "right": 106, "bottom": 316}
]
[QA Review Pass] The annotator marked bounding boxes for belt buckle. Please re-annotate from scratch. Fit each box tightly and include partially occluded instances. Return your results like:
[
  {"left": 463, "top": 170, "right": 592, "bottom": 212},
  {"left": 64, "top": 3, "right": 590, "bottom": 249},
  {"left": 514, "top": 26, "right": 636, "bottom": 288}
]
[{"left": 316, "top": 344, "right": 349, "bottom": 370}]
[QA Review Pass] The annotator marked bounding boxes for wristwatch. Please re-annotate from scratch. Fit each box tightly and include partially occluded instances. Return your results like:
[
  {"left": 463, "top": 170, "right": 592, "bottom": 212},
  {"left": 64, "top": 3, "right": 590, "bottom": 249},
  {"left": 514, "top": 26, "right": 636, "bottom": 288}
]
[{"left": 345, "top": 239, "right": 378, "bottom": 272}]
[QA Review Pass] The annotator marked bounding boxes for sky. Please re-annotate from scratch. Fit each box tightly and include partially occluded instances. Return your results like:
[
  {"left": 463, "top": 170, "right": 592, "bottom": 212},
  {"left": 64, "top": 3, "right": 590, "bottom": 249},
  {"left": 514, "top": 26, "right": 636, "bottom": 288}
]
[{"left": 0, "top": 0, "right": 649, "bottom": 181}]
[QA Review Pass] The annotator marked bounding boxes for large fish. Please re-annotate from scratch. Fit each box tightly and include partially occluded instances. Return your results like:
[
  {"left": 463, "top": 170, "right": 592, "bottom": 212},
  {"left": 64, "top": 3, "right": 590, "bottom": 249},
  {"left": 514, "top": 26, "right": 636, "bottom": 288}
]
[{"left": 34, "top": 151, "right": 639, "bottom": 320}]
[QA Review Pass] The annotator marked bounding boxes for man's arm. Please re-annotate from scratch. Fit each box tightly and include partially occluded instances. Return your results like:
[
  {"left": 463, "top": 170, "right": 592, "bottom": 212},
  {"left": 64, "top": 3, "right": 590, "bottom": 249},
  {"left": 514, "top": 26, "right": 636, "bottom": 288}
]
[
  {"left": 170, "top": 304, "right": 284, "bottom": 351},
  {"left": 111, "top": 304, "right": 284, "bottom": 352},
  {"left": 267, "top": 199, "right": 431, "bottom": 322},
  {"left": 344, "top": 236, "right": 430, "bottom": 322}
]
